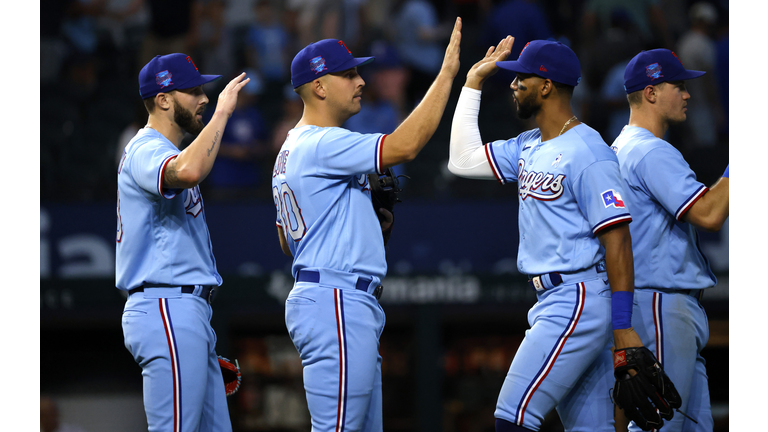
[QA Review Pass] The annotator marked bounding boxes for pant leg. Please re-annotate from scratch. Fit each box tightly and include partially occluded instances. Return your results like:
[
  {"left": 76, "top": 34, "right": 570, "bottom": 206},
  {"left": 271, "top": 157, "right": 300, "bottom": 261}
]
[
  {"left": 494, "top": 279, "right": 614, "bottom": 432},
  {"left": 286, "top": 284, "right": 385, "bottom": 432},
  {"left": 556, "top": 339, "right": 615, "bottom": 432},
  {"left": 681, "top": 353, "right": 713, "bottom": 431},
  {"left": 361, "top": 351, "right": 383, "bottom": 432},
  {"left": 629, "top": 291, "right": 713, "bottom": 432},
  {"left": 123, "top": 294, "right": 227, "bottom": 432},
  {"left": 200, "top": 306, "right": 233, "bottom": 432}
]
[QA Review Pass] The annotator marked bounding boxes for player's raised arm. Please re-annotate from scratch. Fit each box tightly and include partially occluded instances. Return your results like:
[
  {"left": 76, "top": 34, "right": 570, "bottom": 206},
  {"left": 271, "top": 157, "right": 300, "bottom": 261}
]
[
  {"left": 683, "top": 168, "right": 729, "bottom": 231},
  {"left": 379, "top": 17, "right": 462, "bottom": 168},
  {"left": 164, "top": 73, "right": 251, "bottom": 189},
  {"left": 448, "top": 36, "right": 514, "bottom": 179}
]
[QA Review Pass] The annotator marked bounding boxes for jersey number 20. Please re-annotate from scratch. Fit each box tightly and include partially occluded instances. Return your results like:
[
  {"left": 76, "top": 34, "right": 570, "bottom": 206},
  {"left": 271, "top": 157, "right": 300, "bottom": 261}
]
[{"left": 273, "top": 182, "right": 306, "bottom": 241}]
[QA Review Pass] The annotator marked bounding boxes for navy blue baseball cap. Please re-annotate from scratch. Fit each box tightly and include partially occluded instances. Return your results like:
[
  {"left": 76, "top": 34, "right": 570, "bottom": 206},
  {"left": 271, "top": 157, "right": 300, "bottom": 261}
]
[
  {"left": 496, "top": 40, "right": 581, "bottom": 87},
  {"left": 290, "top": 39, "right": 374, "bottom": 89},
  {"left": 623, "top": 49, "right": 705, "bottom": 94},
  {"left": 139, "top": 53, "right": 221, "bottom": 99}
]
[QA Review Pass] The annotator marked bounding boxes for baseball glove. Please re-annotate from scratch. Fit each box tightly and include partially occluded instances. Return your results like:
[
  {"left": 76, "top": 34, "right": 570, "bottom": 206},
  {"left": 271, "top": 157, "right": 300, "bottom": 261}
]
[
  {"left": 368, "top": 168, "right": 404, "bottom": 245},
  {"left": 218, "top": 356, "right": 242, "bottom": 397},
  {"left": 612, "top": 347, "right": 682, "bottom": 431}
]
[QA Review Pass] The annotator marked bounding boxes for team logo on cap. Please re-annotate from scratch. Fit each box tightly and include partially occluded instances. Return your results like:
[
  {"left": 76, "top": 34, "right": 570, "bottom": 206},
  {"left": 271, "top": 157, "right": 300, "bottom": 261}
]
[
  {"left": 310, "top": 56, "right": 328, "bottom": 74},
  {"left": 601, "top": 190, "right": 625, "bottom": 208},
  {"left": 156, "top": 70, "right": 173, "bottom": 88},
  {"left": 520, "top": 42, "right": 531, "bottom": 56},
  {"left": 646, "top": 63, "right": 663, "bottom": 80}
]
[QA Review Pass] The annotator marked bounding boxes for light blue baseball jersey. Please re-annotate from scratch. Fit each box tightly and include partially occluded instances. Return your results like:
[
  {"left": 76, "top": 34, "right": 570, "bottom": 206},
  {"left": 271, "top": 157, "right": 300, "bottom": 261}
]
[
  {"left": 272, "top": 125, "right": 387, "bottom": 279},
  {"left": 116, "top": 127, "right": 222, "bottom": 290},
  {"left": 610, "top": 126, "right": 716, "bottom": 289},
  {"left": 485, "top": 124, "right": 632, "bottom": 275}
]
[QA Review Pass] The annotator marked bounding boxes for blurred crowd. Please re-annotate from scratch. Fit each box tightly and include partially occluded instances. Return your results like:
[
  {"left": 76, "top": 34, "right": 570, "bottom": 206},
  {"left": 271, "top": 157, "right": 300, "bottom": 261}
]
[{"left": 40, "top": 0, "right": 730, "bottom": 203}]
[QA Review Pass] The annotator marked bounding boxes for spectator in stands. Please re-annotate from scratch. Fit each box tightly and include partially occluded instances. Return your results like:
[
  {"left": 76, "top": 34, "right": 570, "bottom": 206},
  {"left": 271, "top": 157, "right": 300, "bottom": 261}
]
[
  {"left": 193, "top": 0, "right": 234, "bottom": 77},
  {"left": 677, "top": 1, "right": 722, "bottom": 149},
  {"left": 114, "top": 0, "right": 202, "bottom": 68},
  {"left": 392, "top": 0, "right": 451, "bottom": 108},
  {"left": 204, "top": 71, "right": 271, "bottom": 200},
  {"left": 581, "top": 0, "right": 671, "bottom": 49},
  {"left": 481, "top": 0, "right": 551, "bottom": 61}
]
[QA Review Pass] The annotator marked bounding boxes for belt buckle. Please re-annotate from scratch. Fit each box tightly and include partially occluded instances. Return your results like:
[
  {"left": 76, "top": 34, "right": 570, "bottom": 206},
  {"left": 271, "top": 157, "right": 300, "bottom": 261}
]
[
  {"left": 373, "top": 285, "right": 383, "bottom": 300},
  {"left": 207, "top": 287, "right": 216, "bottom": 304}
]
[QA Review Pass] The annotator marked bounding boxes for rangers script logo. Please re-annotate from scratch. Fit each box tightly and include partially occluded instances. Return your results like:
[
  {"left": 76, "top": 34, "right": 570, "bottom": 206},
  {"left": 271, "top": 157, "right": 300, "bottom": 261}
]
[{"left": 518, "top": 159, "right": 566, "bottom": 201}]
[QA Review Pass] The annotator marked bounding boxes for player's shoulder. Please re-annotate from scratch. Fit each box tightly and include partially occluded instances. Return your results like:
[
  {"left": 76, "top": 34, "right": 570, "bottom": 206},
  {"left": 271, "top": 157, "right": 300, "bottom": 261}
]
[
  {"left": 496, "top": 128, "right": 540, "bottom": 147},
  {"left": 125, "top": 128, "right": 175, "bottom": 156},
  {"left": 286, "top": 125, "right": 363, "bottom": 146},
  {"left": 318, "top": 126, "right": 369, "bottom": 141},
  {"left": 568, "top": 123, "right": 616, "bottom": 163},
  {"left": 611, "top": 126, "right": 679, "bottom": 163}
]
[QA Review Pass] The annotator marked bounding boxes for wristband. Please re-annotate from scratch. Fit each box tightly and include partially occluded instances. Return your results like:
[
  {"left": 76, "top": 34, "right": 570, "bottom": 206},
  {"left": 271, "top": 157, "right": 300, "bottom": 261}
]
[
  {"left": 611, "top": 291, "right": 634, "bottom": 330},
  {"left": 723, "top": 165, "right": 729, "bottom": 178}
]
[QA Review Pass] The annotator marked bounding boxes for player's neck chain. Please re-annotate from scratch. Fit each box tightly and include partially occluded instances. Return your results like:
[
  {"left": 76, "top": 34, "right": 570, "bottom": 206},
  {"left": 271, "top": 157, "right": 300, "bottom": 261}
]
[{"left": 559, "top": 116, "right": 578, "bottom": 136}]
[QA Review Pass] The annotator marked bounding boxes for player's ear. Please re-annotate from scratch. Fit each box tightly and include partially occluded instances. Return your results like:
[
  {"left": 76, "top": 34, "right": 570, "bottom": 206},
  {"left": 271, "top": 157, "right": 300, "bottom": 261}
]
[
  {"left": 643, "top": 85, "right": 657, "bottom": 104},
  {"left": 540, "top": 79, "right": 553, "bottom": 97},
  {"left": 155, "top": 92, "right": 172, "bottom": 111},
  {"left": 313, "top": 78, "right": 327, "bottom": 100}
]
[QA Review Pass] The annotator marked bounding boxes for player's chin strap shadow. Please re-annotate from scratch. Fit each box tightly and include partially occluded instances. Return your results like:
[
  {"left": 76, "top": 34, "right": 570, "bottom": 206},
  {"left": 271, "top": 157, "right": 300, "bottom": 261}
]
[{"left": 608, "top": 388, "right": 699, "bottom": 425}]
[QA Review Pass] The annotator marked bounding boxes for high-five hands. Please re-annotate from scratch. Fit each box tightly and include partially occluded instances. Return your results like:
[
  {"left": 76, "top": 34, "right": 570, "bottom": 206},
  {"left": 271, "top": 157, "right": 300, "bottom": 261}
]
[{"left": 465, "top": 36, "right": 515, "bottom": 90}]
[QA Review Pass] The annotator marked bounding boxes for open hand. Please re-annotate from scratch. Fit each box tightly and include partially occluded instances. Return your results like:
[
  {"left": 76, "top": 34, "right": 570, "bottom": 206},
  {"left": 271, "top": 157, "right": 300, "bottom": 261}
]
[
  {"left": 465, "top": 36, "right": 515, "bottom": 90},
  {"left": 439, "top": 17, "right": 462, "bottom": 79},
  {"left": 214, "top": 72, "right": 251, "bottom": 118}
]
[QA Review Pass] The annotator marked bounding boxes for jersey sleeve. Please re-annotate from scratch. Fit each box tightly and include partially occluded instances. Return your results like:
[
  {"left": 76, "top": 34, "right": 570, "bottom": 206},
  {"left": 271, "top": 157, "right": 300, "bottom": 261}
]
[
  {"left": 573, "top": 160, "right": 633, "bottom": 235},
  {"left": 634, "top": 146, "right": 708, "bottom": 221},
  {"left": 130, "top": 140, "right": 182, "bottom": 199},
  {"left": 485, "top": 132, "right": 530, "bottom": 184},
  {"left": 315, "top": 128, "right": 386, "bottom": 177}
]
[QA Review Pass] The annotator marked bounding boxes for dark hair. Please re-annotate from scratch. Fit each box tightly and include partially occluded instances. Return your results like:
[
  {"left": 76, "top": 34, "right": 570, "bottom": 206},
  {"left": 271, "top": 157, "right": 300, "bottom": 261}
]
[
  {"left": 626, "top": 82, "right": 667, "bottom": 106},
  {"left": 143, "top": 97, "right": 155, "bottom": 114},
  {"left": 627, "top": 91, "right": 643, "bottom": 107},
  {"left": 552, "top": 81, "right": 574, "bottom": 98}
]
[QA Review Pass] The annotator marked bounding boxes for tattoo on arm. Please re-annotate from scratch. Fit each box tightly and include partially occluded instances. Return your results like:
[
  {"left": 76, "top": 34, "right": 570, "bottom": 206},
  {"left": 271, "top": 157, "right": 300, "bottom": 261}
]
[
  {"left": 207, "top": 130, "right": 221, "bottom": 157},
  {"left": 164, "top": 159, "right": 180, "bottom": 187}
]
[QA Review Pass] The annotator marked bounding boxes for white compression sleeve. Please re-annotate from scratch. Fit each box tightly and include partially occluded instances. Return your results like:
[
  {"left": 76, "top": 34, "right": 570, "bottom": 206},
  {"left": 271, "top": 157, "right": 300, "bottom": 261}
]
[{"left": 447, "top": 87, "right": 496, "bottom": 180}]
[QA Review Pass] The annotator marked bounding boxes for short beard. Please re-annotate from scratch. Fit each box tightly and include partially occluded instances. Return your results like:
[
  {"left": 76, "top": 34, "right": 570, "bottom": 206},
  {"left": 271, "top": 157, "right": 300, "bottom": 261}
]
[
  {"left": 515, "top": 91, "right": 540, "bottom": 120},
  {"left": 173, "top": 99, "right": 205, "bottom": 135}
]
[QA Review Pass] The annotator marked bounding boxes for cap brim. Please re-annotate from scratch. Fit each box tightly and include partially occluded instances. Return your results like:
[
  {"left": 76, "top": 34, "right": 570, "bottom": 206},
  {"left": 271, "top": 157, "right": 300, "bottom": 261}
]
[
  {"left": 177, "top": 74, "right": 223, "bottom": 90},
  {"left": 496, "top": 60, "right": 535, "bottom": 75},
  {"left": 334, "top": 56, "right": 375, "bottom": 73},
  {"left": 671, "top": 69, "right": 706, "bottom": 81}
]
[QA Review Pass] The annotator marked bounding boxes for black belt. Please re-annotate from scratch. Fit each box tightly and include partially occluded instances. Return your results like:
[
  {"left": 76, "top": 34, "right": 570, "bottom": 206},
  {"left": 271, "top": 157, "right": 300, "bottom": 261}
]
[
  {"left": 297, "top": 270, "right": 383, "bottom": 300},
  {"left": 129, "top": 285, "right": 216, "bottom": 303},
  {"left": 639, "top": 287, "right": 704, "bottom": 301}
]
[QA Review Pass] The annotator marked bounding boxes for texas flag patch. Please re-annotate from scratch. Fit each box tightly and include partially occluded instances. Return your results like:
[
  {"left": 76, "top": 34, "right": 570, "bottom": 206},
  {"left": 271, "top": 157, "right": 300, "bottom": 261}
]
[{"left": 602, "top": 189, "right": 626, "bottom": 208}]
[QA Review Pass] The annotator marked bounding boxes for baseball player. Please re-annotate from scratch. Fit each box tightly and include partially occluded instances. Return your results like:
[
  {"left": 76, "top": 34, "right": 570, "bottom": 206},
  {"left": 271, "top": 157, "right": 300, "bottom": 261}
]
[
  {"left": 610, "top": 49, "right": 729, "bottom": 431},
  {"left": 116, "top": 53, "right": 250, "bottom": 431},
  {"left": 273, "top": 19, "right": 462, "bottom": 431},
  {"left": 448, "top": 37, "right": 646, "bottom": 431}
]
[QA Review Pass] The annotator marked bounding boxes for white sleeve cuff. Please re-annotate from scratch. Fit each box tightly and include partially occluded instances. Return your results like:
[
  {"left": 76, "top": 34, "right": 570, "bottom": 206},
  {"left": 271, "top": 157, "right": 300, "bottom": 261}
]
[{"left": 447, "top": 87, "right": 495, "bottom": 179}]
